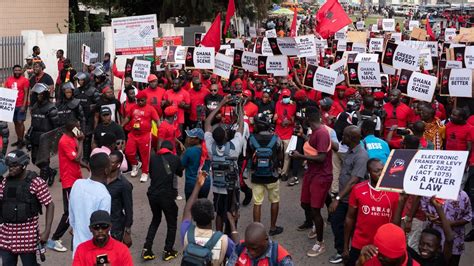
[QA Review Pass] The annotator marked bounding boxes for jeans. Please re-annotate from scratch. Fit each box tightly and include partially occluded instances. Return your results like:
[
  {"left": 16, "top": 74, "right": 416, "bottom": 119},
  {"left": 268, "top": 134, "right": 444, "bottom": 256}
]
[
  {"left": 348, "top": 247, "right": 361, "bottom": 266},
  {"left": 0, "top": 249, "right": 38, "bottom": 266},
  {"left": 144, "top": 194, "right": 178, "bottom": 251},
  {"left": 329, "top": 202, "right": 348, "bottom": 254},
  {"left": 52, "top": 188, "right": 71, "bottom": 240}
]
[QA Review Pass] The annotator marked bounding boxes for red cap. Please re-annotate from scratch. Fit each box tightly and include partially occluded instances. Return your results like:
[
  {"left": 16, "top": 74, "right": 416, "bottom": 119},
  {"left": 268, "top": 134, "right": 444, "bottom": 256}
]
[
  {"left": 294, "top": 90, "right": 307, "bottom": 100},
  {"left": 373, "top": 91, "right": 385, "bottom": 100},
  {"left": 164, "top": 105, "right": 178, "bottom": 116},
  {"left": 242, "top": 90, "right": 252, "bottom": 97},
  {"left": 373, "top": 223, "right": 406, "bottom": 259},
  {"left": 147, "top": 74, "right": 158, "bottom": 82},
  {"left": 232, "top": 78, "right": 243, "bottom": 85},
  {"left": 345, "top": 87, "right": 357, "bottom": 97},
  {"left": 192, "top": 70, "right": 201, "bottom": 77},
  {"left": 281, "top": 89, "right": 291, "bottom": 97},
  {"left": 102, "top": 86, "right": 112, "bottom": 94},
  {"left": 336, "top": 85, "right": 347, "bottom": 91},
  {"left": 136, "top": 90, "right": 147, "bottom": 99}
]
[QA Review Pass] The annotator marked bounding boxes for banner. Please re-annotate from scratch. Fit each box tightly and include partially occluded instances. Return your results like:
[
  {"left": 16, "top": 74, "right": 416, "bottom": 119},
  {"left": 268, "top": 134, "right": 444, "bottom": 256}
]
[
  {"left": 265, "top": 29, "right": 277, "bottom": 38},
  {"left": 347, "top": 62, "right": 381, "bottom": 87},
  {"left": 112, "top": 14, "right": 158, "bottom": 55},
  {"left": 382, "top": 19, "right": 395, "bottom": 32},
  {"left": 382, "top": 42, "right": 420, "bottom": 71},
  {"left": 376, "top": 149, "right": 468, "bottom": 200},
  {"left": 369, "top": 38, "right": 384, "bottom": 52},
  {"left": 440, "top": 68, "right": 473, "bottom": 97},
  {"left": 445, "top": 28, "right": 456, "bottom": 42},
  {"left": 257, "top": 55, "right": 288, "bottom": 76},
  {"left": 131, "top": 59, "right": 151, "bottom": 83},
  {"left": 330, "top": 58, "right": 346, "bottom": 84},
  {"left": 409, "top": 20, "right": 420, "bottom": 31},
  {"left": 295, "top": 35, "right": 317, "bottom": 57},
  {"left": 213, "top": 53, "right": 233, "bottom": 79},
  {"left": 303, "top": 64, "right": 338, "bottom": 95},
  {"left": 397, "top": 69, "right": 437, "bottom": 102},
  {"left": 267, "top": 37, "right": 299, "bottom": 56},
  {"left": 185, "top": 47, "right": 215, "bottom": 69},
  {"left": 0, "top": 88, "right": 18, "bottom": 122}
]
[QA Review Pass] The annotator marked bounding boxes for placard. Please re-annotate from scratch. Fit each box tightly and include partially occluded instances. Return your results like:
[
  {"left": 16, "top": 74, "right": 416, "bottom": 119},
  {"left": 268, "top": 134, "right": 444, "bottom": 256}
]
[
  {"left": 397, "top": 69, "right": 437, "bottom": 102},
  {"left": 377, "top": 149, "right": 468, "bottom": 200},
  {"left": 131, "top": 59, "right": 151, "bottom": 83},
  {"left": 229, "top": 39, "right": 245, "bottom": 50},
  {"left": 185, "top": 47, "right": 215, "bottom": 69},
  {"left": 249, "top": 27, "right": 257, "bottom": 38},
  {"left": 347, "top": 62, "right": 381, "bottom": 87},
  {"left": 383, "top": 42, "right": 420, "bottom": 71},
  {"left": 369, "top": 38, "right": 384, "bottom": 53},
  {"left": 303, "top": 64, "right": 338, "bottom": 95},
  {"left": 440, "top": 68, "right": 473, "bottom": 97},
  {"left": 371, "top": 24, "right": 379, "bottom": 33},
  {"left": 112, "top": 14, "right": 158, "bottom": 55},
  {"left": 382, "top": 19, "right": 395, "bottom": 32},
  {"left": 265, "top": 29, "right": 277, "bottom": 38},
  {"left": 445, "top": 28, "right": 456, "bottom": 42},
  {"left": 410, "top": 27, "right": 427, "bottom": 41},
  {"left": 213, "top": 53, "right": 233, "bottom": 79},
  {"left": 409, "top": 20, "right": 420, "bottom": 31},
  {"left": 257, "top": 55, "right": 288, "bottom": 76},
  {"left": 254, "top": 37, "right": 273, "bottom": 55},
  {"left": 330, "top": 58, "right": 346, "bottom": 84},
  {"left": 337, "top": 40, "right": 347, "bottom": 51},
  {"left": 446, "top": 60, "right": 463, "bottom": 69},
  {"left": 267, "top": 37, "right": 299, "bottom": 56},
  {"left": 347, "top": 31, "right": 368, "bottom": 43},
  {"left": 418, "top": 48, "right": 433, "bottom": 71},
  {"left": 352, "top": 42, "right": 367, "bottom": 53},
  {"left": 355, "top": 53, "right": 379, "bottom": 63},
  {"left": 295, "top": 35, "right": 317, "bottom": 57},
  {"left": 0, "top": 88, "right": 18, "bottom": 122},
  {"left": 391, "top": 32, "right": 402, "bottom": 43},
  {"left": 356, "top": 21, "right": 365, "bottom": 30},
  {"left": 81, "top": 44, "right": 91, "bottom": 65},
  {"left": 335, "top": 27, "right": 348, "bottom": 40}
]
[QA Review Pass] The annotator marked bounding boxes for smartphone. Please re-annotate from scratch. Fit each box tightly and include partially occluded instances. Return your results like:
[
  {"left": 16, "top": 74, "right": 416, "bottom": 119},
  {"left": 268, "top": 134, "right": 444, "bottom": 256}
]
[
  {"left": 96, "top": 254, "right": 109, "bottom": 265},
  {"left": 396, "top": 128, "right": 410, "bottom": 135},
  {"left": 72, "top": 127, "right": 81, "bottom": 137}
]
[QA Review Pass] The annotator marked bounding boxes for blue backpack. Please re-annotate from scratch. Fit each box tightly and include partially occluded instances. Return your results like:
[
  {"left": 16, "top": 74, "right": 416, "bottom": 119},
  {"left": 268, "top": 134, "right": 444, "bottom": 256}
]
[
  {"left": 249, "top": 135, "right": 278, "bottom": 178},
  {"left": 181, "top": 225, "right": 223, "bottom": 266}
]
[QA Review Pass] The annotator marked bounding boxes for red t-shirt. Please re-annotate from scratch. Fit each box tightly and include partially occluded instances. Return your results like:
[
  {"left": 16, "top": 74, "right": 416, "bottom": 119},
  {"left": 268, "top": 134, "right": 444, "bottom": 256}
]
[
  {"left": 4, "top": 76, "right": 30, "bottom": 107},
  {"left": 144, "top": 86, "right": 166, "bottom": 116},
  {"left": 121, "top": 100, "right": 137, "bottom": 132},
  {"left": 188, "top": 88, "right": 209, "bottom": 121},
  {"left": 445, "top": 122, "right": 471, "bottom": 151},
  {"left": 363, "top": 254, "right": 420, "bottom": 266},
  {"left": 348, "top": 181, "right": 400, "bottom": 249},
  {"left": 129, "top": 105, "right": 159, "bottom": 134},
  {"left": 58, "top": 134, "right": 82, "bottom": 189},
  {"left": 304, "top": 89, "right": 322, "bottom": 103},
  {"left": 163, "top": 89, "right": 190, "bottom": 124},
  {"left": 305, "top": 125, "right": 333, "bottom": 182},
  {"left": 158, "top": 119, "right": 181, "bottom": 153},
  {"left": 72, "top": 238, "right": 133, "bottom": 266},
  {"left": 383, "top": 102, "right": 415, "bottom": 139},
  {"left": 244, "top": 101, "right": 259, "bottom": 132},
  {"left": 274, "top": 101, "right": 296, "bottom": 140}
]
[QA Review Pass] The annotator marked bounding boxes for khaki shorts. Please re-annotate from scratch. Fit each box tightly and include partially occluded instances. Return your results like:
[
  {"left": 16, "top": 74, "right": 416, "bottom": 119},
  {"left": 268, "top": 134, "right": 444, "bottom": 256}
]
[{"left": 252, "top": 181, "right": 280, "bottom": 205}]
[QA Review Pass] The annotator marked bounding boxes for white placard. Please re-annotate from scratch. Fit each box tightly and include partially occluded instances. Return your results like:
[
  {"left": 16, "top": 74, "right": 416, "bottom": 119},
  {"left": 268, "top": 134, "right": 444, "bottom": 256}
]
[
  {"left": 335, "top": 27, "right": 348, "bottom": 40},
  {"left": 265, "top": 29, "right": 277, "bottom": 38},
  {"left": 348, "top": 63, "right": 381, "bottom": 87},
  {"left": 81, "top": 44, "right": 91, "bottom": 65},
  {"left": 447, "top": 69, "right": 473, "bottom": 97},
  {"left": 241, "top": 51, "right": 258, "bottom": 72},
  {"left": 314, "top": 67, "right": 338, "bottom": 95},
  {"left": 330, "top": 59, "right": 346, "bottom": 84},
  {"left": 371, "top": 24, "right": 379, "bottom": 33},
  {"left": 262, "top": 37, "right": 274, "bottom": 56},
  {"left": 315, "top": 39, "right": 328, "bottom": 50},
  {"left": 382, "top": 19, "right": 396, "bottom": 32},
  {"left": 464, "top": 46, "right": 474, "bottom": 69},
  {"left": 418, "top": 48, "right": 433, "bottom": 71},
  {"left": 352, "top": 42, "right": 367, "bottom": 53},
  {"left": 391, "top": 32, "right": 402, "bottom": 43},
  {"left": 356, "top": 21, "right": 365, "bottom": 30},
  {"left": 369, "top": 38, "right": 384, "bottom": 52},
  {"left": 446, "top": 61, "right": 463, "bottom": 69},
  {"left": 409, "top": 20, "right": 420, "bottom": 31},
  {"left": 249, "top": 27, "right": 257, "bottom": 38},
  {"left": 229, "top": 39, "right": 245, "bottom": 50},
  {"left": 337, "top": 40, "right": 347, "bottom": 51},
  {"left": 185, "top": 47, "right": 215, "bottom": 69},
  {"left": 384, "top": 43, "right": 420, "bottom": 71},
  {"left": 258, "top": 55, "right": 288, "bottom": 76},
  {"left": 0, "top": 88, "right": 18, "bottom": 122},
  {"left": 213, "top": 53, "right": 233, "bottom": 79},
  {"left": 295, "top": 35, "right": 317, "bottom": 57},
  {"left": 131, "top": 59, "right": 151, "bottom": 83},
  {"left": 355, "top": 53, "right": 379, "bottom": 63},
  {"left": 267, "top": 37, "right": 299, "bottom": 56},
  {"left": 406, "top": 71, "right": 438, "bottom": 102},
  {"left": 112, "top": 14, "right": 158, "bottom": 55},
  {"left": 445, "top": 28, "right": 456, "bottom": 42}
]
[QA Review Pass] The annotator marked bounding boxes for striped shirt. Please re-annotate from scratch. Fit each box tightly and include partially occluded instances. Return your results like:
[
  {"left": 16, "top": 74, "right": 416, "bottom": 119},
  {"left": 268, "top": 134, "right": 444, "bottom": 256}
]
[{"left": 0, "top": 176, "right": 52, "bottom": 253}]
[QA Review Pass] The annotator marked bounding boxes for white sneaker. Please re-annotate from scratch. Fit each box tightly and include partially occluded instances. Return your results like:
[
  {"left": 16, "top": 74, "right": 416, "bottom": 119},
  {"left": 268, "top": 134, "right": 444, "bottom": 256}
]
[
  {"left": 140, "top": 173, "right": 148, "bottom": 183},
  {"left": 46, "top": 239, "right": 67, "bottom": 252},
  {"left": 307, "top": 241, "right": 326, "bottom": 257},
  {"left": 176, "top": 195, "right": 183, "bottom": 200},
  {"left": 131, "top": 161, "right": 142, "bottom": 177}
]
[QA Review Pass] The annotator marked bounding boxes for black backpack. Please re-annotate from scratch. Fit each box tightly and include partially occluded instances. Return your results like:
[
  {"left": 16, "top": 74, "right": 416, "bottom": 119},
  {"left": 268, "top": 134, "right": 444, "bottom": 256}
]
[{"left": 181, "top": 225, "right": 223, "bottom": 266}]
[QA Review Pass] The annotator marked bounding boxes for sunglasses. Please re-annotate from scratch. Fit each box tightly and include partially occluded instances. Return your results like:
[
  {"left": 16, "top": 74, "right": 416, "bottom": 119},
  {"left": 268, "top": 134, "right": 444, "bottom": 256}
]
[
  {"left": 210, "top": 89, "right": 218, "bottom": 92},
  {"left": 92, "top": 223, "right": 110, "bottom": 230}
]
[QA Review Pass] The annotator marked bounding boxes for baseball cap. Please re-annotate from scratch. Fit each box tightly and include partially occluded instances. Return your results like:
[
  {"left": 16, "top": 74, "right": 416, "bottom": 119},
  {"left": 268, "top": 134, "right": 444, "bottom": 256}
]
[
  {"left": 294, "top": 90, "right": 307, "bottom": 100},
  {"left": 147, "top": 74, "right": 158, "bottom": 82},
  {"left": 185, "top": 128, "right": 205, "bottom": 140},
  {"left": 136, "top": 90, "right": 147, "bottom": 99},
  {"left": 89, "top": 210, "right": 112, "bottom": 226},
  {"left": 242, "top": 90, "right": 252, "bottom": 97},
  {"left": 100, "top": 106, "right": 111, "bottom": 115},
  {"left": 281, "top": 89, "right": 291, "bottom": 97},
  {"left": 319, "top": 97, "right": 333, "bottom": 107},
  {"left": 373, "top": 223, "right": 406, "bottom": 259},
  {"left": 164, "top": 106, "right": 178, "bottom": 116}
]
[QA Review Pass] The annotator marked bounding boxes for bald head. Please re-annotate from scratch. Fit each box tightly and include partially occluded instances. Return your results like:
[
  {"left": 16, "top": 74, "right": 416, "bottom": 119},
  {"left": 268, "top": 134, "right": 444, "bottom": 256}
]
[
  {"left": 343, "top": 125, "right": 362, "bottom": 148},
  {"left": 244, "top": 222, "right": 269, "bottom": 259}
]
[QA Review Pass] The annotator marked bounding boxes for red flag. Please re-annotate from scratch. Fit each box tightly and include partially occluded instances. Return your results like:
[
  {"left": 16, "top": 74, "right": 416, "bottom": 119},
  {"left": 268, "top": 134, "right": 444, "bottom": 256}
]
[
  {"left": 315, "top": 0, "right": 352, "bottom": 39},
  {"left": 426, "top": 15, "right": 435, "bottom": 41},
  {"left": 224, "top": 0, "right": 235, "bottom": 35},
  {"left": 290, "top": 8, "right": 298, "bottom": 37},
  {"left": 201, "top": 13, "right": 222, "bottom": 52}
]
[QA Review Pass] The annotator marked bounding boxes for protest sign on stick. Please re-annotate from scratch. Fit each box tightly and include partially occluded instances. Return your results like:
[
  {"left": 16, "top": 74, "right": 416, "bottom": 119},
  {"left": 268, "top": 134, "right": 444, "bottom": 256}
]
[{"left": 0, "top": 88, "right": 18, "bottom": 123}]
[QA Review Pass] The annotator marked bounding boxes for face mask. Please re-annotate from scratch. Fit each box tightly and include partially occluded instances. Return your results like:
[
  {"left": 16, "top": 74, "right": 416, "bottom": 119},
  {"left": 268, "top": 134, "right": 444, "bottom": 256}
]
[{"left": 282, "top": 97, "right": 290, "bottom": 104}]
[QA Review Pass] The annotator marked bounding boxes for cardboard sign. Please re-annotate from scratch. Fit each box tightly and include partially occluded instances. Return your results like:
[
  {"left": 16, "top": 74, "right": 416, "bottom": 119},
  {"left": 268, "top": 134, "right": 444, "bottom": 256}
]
[
  {"left": 254, "top": 37, "right": 273, "bottom": 55},
  {"left": 382, "top": 19, "right": 395, "bottom": 32},
  {"left": 410, "top": 27, "right": 427, "bottom": 41},
  {"left": 397, "top": 69, "right": 437, "bottom": 102},
  {"left": 377, "top": 149, "right": 468, "bottom": 200},
  {"left": 440, "top": 68, "right": 473, "bottom": 97},
  {"left": 267, "top": 37, "right": 299, "bottom": 56},
  {"left": 265, "top": 29, "right": 277, "bottom": 38},
  {"left": 347, "top": 31, "right": 367, "bottom": 43},
  {"left": 295, "top": 35, "right": 317, "bottom": 57},
  {"left": 347, "top": 62, "right": 382, "bottom": 87},
  {"left": 355, "top": 53, "right": 379, "bottom": 63},
  {"left": 369, "top": 38, "right": 384, "bottom": 53},
  {"left": 418, "top": 48, "right": 433, "bottom": 71},
  {"left": 257, "top": 55, "right": 288, "bottom": 76},
  {"left": 391, "top": 32, "right": 402, "bottom": 43},
  {"left": 112, "top": 14, "right": 158, "bottom": 55},
  {"left": 81, "top": 44, "right": 91, "bottom": 65},
  {"left": 335, "top": 27, "right": 348, "bottom": 40},
  {"left": 153, "top": 36, "right": 183, "bottom": 69},
  {"left": 213, "top": 53, "right": 233, "bottom": 79},
  {"left": 330, "top": 58, "right": 346, "bottom": 84},
  {"left": 383, "top": 42, "right": 420, "bottom": 71},
  {"left": 185, "top": 47, "right": 215, "bottom": 69},
  {"left": 337, "top": 40, "right": 347, "bottom": 51},
  {"left": 303, "top": 64, "right": 338, "bottom": 95},
  {"left": 131, "top": 59, "right": 151, "bottom": 83},
  {"left": 234, "top": 50, "right": 259, "bottom": 72},
  {"left": 409, "top": 20, "right": 420, "bottom": 31},
  {"left": 315, "top": 39, "right": 328, "bottom": 50},
  {"left": 356, "top": 21, "right": 365, "bottom": 30},
  {"left": 371, "top": 24, "right": 379, "bottom": 33},
  {"left": 352, "top": 42, "right": 367, "bottom": 53},
  {"left": 0, "top": 87, "right": 18, "bottom": 122},
  {"left": 445, "top": 28, "right": 457, "bottom": 42}
]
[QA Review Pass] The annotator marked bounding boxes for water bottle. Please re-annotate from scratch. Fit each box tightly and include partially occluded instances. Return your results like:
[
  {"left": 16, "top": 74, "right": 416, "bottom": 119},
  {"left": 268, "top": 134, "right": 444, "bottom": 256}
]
[{"left": 37, "top": 242, "right": 46, "bottom": 262}]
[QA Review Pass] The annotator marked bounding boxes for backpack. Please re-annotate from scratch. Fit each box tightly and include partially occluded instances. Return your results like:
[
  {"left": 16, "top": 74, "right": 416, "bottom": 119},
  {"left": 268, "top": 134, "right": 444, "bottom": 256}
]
[
  {"left": 210, "top": 142, "right": 238, "bottom": 189},
  {"left": 235, "top": 241, "right": 279, "bottom": 266},
  {"left": 249, "top": 135, "right": 278, "bottom": 178},
  {"left": 181, "top": 225, "right": 223, "bottom": 266}
]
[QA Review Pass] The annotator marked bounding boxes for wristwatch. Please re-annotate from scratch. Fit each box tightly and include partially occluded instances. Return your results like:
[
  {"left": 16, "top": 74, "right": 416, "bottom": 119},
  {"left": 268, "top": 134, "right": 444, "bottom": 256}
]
[
  {"left": 124, "top": 228, "right": 131, "bottom": 234},
  {"left": 335, "top": 196, "right": 341, "bottom": 201}
]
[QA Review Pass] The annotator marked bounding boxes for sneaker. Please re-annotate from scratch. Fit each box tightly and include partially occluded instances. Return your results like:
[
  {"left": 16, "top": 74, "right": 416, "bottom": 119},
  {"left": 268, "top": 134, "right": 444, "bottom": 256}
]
[
  {"left": 308, "top": 227, "right": 317, "bottom": 239},
  {"left": 288, "top": 176, "right": 299, "bottom": 186},
  {"left": 269, "top": 226, "right": 284, "bottom": 236},
  {"left": 46, "top": 239, "right": 67, "bottom": 252},
  {"left": 142, "top": 248, "right": 155, "bottom": 261},
  {"left": 242, "top": 187, "right": 253, "bottom": 206},
  {"left": 307, "top": 241, "right": 326, "bottom": 257},
  {"left": 329, "top": 253, "right": 343, "bottom": 264},
  {"left": 297, "top": 221, "right": 313, "bottom": 231},
  {"left": 280, "top": 174, "right": 288, "bottom": 181},
  {"left": 131, "top": 162, "right": 142, "bottom": 177},
  {"left": 176, "top": 195, "right": 183, "bottom": 200},
  {"left": 140, "top": 173, "right": 148, "bottom": 183},
  {"left": 162, "top": 249, "right": 178, "bottom": 261}
]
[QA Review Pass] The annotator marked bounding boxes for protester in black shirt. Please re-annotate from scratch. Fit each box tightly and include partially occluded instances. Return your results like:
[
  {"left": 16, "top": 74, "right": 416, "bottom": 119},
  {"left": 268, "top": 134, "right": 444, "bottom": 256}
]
[
  {"left": 29, "top": 61, "right": 54, "bottom": 106},
  {"left": 93, "top": 106, "right": 125, "bottom": 149},
  {"left": 257, "top": 89, "right": 275, "bottom": 121},
  {"left": 106, "top": 151, "right": 133, "bottom": 245},
  {"left": 204, "top": 84, "right": 224, "bottom": 115},
  {"left": 95, "top": 87, "right": 121, "bottom": 128}
]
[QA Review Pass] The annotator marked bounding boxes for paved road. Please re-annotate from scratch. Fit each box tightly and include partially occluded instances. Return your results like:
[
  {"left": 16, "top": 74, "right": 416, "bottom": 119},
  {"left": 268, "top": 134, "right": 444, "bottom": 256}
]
[{"left": 5, "top": 122, "right": 473, "bottom": 266}]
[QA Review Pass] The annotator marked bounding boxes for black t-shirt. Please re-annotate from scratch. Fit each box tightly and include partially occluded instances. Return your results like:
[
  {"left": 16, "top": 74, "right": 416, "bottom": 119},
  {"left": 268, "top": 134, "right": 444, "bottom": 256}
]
[
  {"left": 408, "top": 247, "right": 445, "bottom": 266},
  {"left": 148, "top": 152, "right": 183, "bottom": 197},
  {"left": 95, "top": 98, "right": 121, "bottom": 124},
  {"left": 93, "top": 121, "right": 125, "bottom": 146},
  {"left": 204, "top": 94, "right": 223, "bottom": 114},
  {"left": 257, "top": 100, "right": 275, "bottom": 121},
  {"left": 296, "top": 100, "right": 319, "bottom": 123},
  {"left": 29, "top": 73, "right": 54, "bottom": 106}
]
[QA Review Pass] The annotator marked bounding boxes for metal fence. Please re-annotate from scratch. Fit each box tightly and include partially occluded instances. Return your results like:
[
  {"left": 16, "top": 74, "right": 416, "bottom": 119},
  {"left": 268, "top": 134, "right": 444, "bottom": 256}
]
[
  {"left": 67, "top": 32, "right": 105, "bottom": 71},
  {"left": 0, "top": 36, "right": 24, "bottom": 84}
]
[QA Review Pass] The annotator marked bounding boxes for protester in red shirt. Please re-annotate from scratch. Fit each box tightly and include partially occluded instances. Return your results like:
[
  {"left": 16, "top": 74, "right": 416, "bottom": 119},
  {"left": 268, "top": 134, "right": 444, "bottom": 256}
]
[
  {"left": 144, "top": 74, "right": 166, "bottom": 116},
  {"left": 163, "top": 78, "right": 190, "bottom": 130},
  {"left": 158, "top": 106, "right": 182, "bottom": 154},
  {"left": 4, "top": 65, "right": 29, "bottom": 148},
  {"left": 188, "top": 77, "right": 210, "bottom": 128},
  {"left": 253, "top": 78, "right": 264, "bottom": 100},
  {"left": 331, "top": 85, "right": 348, "bottom": 117},
  {"left": 122, "top": 91, "right": 159, "bottom": 183},
  {"left": 56, "top": 49, "right": 65, "bottom": 84},
  {"left": 112, "top": 58, "right": 135, "bottom": 103},
  {"left": 242, "top": 90, "right": 259, "bottom": 132},
  {"left": 274, "top": 89, "right": 296, "bottom": 180},
  {"left": 343, "top": 158, "right": 400, "bottom": 265},
  {"left": 446, "top": 108, "right": 472, "bottom": 151},
  {"left": 121, "top": 86, "right": 137, "bottom": 133},
  {"left": 383, "top": 89, "right": 415, "bottom": 146},
  {"left": 73, "top": 210, "right": 133, "bottom": 266}
]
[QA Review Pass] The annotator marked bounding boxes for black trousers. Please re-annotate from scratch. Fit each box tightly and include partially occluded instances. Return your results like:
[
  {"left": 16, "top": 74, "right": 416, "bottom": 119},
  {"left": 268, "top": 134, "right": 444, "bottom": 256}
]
[
  {"left": 348, "top": 247, "right": 361, "bottom": 266},
  {"left": 0, "top": 249, "right": 37, "bottom": 266},
  {"left": 290, "top": 136, "right": 305, "bottom": 177},
  {"left": 52, "top": 188, "right": 71, "bottom": 240},
  {"left": 144, "top": 194, "right": 178, "bottom": 251},
  {"left": 329, "top": 202, "right": 349, "bottom": 254}
]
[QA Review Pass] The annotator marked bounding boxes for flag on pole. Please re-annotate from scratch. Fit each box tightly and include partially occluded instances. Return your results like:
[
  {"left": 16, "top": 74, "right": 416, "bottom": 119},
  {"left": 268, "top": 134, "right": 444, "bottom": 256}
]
[
  {"left": 426, "top": 15, "right": 435, "bottom": 41},
  {"left": 224, "top": 0, "right": 235, "bottom": 35},
  {"left": 290, "top": 7, "right": 298, "bottom": 37},
  {"left": 201, "top": 13, "right": 222, "bottom": 52},
  {"left": 315, "top": 0, "right": 352, "bottom": 39}
]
